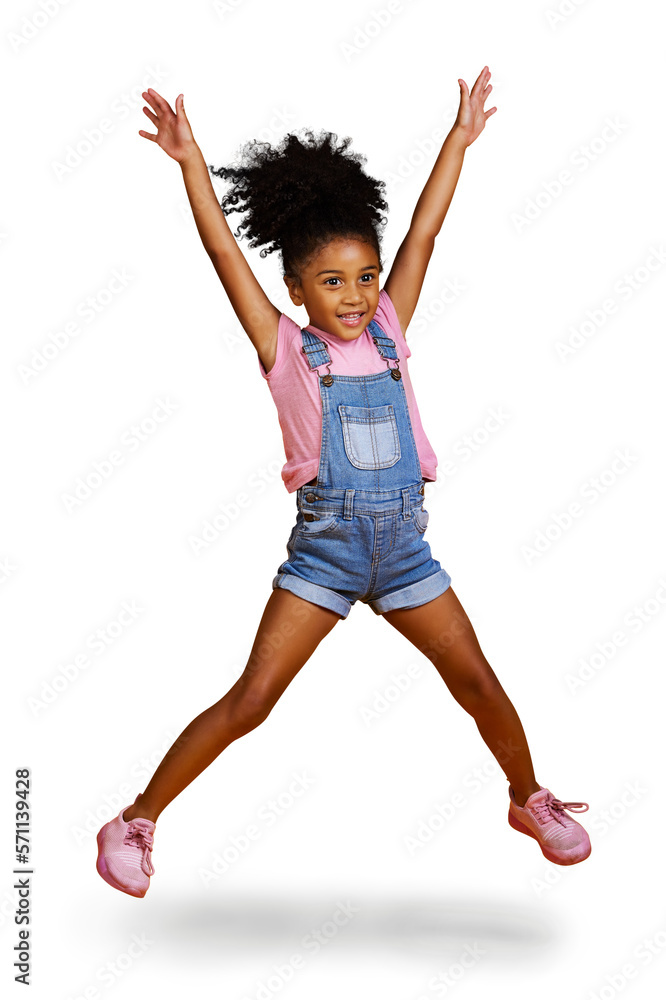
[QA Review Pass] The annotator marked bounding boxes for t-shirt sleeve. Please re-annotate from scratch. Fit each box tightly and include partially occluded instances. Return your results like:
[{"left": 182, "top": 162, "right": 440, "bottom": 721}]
[
  {"left": 257, "top": 312, "right": 296, "bottom": 380},
  {"left": 374, "top": 287, "right": 412, "bottom": 359}
]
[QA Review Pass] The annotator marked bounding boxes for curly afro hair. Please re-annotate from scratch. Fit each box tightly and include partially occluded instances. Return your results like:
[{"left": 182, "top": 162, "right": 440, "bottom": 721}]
[{"left": 208, "top": 128, "right": 389, "bottom": 284}]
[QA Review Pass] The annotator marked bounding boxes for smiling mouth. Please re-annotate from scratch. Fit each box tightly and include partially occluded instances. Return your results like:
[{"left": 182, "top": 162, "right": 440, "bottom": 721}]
[{"left": 338, "top": 311, "right": 365, "bottom": 325}]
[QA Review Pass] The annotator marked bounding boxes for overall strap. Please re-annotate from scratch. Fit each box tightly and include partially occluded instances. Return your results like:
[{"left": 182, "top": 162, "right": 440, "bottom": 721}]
[
  {"left": 367, "top": 318, "right": 402, "bottom": 379},
  {"left": 301, "top": 328, "right": 332, "bottom": 369},
  {"left": 300, "top": 318, "right": 401, "bottom": 384},
  {"left": 366, "top": 318, "right": 399, "bottom": 361}
]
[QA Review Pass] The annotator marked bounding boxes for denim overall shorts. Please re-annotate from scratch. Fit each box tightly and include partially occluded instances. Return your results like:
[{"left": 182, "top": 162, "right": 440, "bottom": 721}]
[{"left": 272, "top": 318, "right": 452, "bottom": 619}]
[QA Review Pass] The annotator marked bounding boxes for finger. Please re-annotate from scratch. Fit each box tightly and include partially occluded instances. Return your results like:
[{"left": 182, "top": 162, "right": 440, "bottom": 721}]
[
  {"left": 469, "top": 66, "right": 485, "bottom": 95},
  {"left": 144, "top": 87, "right": 174, "bottom": 117},
  {"left": 143, "top": 87, "right": 166, "bottom": 108},
  {"left": 142, "top": 106, "right": 159, "bottom": 127},
  {"left": 138, "top": 130, "right": 158, "bottom": 142},
  {"left": 141, "top": 91, "right": 160, "bottom": 117},
  {"left": 458, "top": 78, "right": 469, "bottom": 97},
  {"left": 484, "top": 107, "right": 497, "bottom": 119},
  {"left": 472, "top": 65, "right": 490, "bottom": 96}
]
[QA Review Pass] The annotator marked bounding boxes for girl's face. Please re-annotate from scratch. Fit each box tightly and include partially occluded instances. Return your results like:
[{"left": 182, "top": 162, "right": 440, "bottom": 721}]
[{"left": 284, "top": 238, "right": 381, "bottom": 341}]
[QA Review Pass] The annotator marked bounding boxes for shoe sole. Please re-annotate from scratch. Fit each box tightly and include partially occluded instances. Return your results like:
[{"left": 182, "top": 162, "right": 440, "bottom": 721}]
[
  {"left": 508, "top": 809, "right": 592, "bottom": 865},
  {"left": 96, "top": 826, "right": 148, "bottom": 898}
]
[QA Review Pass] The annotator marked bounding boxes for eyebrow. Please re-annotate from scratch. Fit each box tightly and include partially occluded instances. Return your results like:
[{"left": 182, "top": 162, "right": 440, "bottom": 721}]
[{"left": 314, "top": 265, "right": 379, "bottom": 277}]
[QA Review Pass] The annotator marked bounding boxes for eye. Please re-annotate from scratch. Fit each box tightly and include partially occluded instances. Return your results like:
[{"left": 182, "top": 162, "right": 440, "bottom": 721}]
[{"left": 324, "top": 273, "right": 374, "bottom": 286}]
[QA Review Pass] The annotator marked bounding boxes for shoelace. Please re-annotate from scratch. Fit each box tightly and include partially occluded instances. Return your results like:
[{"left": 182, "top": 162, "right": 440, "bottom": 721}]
[
  {"left": 124, "top": 820, "right": 155, "bottom": 876},
  {"left": 531, "top": 794, "right": 589, "bottom": 827}
]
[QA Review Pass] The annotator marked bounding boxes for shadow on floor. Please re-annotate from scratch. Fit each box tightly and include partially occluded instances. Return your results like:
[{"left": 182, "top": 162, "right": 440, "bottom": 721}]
[{"left": 150, "top": 891, "right": 561, "bottom": 959}]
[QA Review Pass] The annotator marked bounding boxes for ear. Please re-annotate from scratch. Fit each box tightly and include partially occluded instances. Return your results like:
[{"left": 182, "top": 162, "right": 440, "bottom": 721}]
[{"left": 283, "top": 274, "right": 303, "bottom": 307}]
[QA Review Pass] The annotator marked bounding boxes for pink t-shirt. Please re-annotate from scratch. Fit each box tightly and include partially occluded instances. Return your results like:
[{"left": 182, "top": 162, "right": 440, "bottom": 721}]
[{"left": 258, "top": 288, "right": 438, "bottom": 493}]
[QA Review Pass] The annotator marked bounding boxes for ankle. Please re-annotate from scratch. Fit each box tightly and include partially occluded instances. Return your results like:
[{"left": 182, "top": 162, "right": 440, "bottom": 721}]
[
  {"left": 123, "top": 795, "right": 159, "bottom": 825},
  {"left": 511, "top": 782, "right": 541, "bottom": 808}
]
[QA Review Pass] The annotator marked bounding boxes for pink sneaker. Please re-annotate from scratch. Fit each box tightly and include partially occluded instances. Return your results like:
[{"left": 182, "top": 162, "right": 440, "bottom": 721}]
[
  {"left": 508, "top": 785, "right": 591, "bottom": 865},
  {"left": 96, "top": 806, "right": 156, "bottom": 897}
]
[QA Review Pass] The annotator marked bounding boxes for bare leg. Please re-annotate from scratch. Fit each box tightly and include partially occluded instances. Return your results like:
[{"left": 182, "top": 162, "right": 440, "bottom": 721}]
[
  {"left": 124, "top": 589, "right": 341, "bottom": 823},
  {"left": 382, "top": 587, "right": 540, "bottom": 806}
]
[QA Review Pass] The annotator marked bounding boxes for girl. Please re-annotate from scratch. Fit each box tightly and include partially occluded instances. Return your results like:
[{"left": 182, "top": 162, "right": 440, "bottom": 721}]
[{"left": 96, "top": 67, "right": 591, "bottom": 898}]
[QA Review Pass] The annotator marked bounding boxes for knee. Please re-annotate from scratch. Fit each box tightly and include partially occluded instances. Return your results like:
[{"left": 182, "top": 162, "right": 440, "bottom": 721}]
[
  {"left": 227, "top": 685, "right": 275, "bottom": 734},
  {"left": 455, "top": 667, "right": 504, "bottom": 714}
]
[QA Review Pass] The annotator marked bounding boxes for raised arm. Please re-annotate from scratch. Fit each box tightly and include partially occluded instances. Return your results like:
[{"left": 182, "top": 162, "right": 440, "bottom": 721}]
[
  {"left": 383, "top": 66, "right": 497, "bottom": 337},
  {"left": 140, "top": 90, "right": 280, "bottom": 372}
]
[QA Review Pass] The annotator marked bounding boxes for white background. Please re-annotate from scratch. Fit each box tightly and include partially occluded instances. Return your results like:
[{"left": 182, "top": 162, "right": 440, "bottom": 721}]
[{"left": 3, "top": 0, "right": 665, "bottom": 997}]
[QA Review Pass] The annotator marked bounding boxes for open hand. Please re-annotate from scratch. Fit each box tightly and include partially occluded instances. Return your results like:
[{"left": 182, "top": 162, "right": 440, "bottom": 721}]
[
  {"left": 452, "top": 66, "right": 497, "bottom": 146},
  {"left": 139, "top": 89, "right": 197, "bottom": 162}
]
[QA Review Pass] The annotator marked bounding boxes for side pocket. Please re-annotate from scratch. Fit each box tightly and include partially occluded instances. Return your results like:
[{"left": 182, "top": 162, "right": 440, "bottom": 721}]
[
  {"left": 412, "top": 505, "right": 429, "bottom": 534},
  {"left": 294, "top": 510, "right": 343, "bottom": 537}
]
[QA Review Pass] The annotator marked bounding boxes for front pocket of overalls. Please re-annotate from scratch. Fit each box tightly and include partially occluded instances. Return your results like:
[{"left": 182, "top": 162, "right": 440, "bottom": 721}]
[
  {"left": 295, "top": 510, "right": 343, "bottom": 537},
  {"left": 338, "top": 404, "right": 401, "bottom": 470}
]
